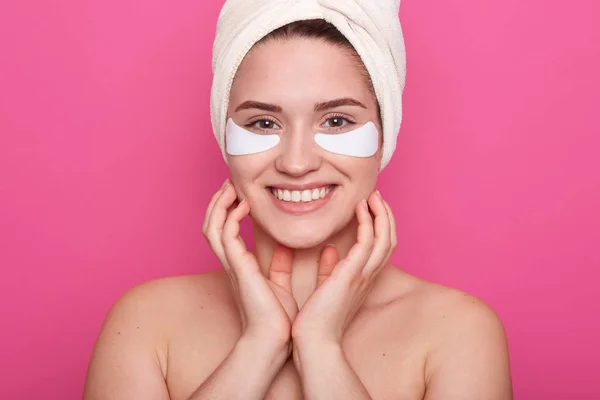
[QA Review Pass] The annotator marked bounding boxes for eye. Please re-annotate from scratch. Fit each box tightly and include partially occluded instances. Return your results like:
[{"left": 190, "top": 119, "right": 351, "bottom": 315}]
[
  {"left": 323, "top": 117, "right": 347, "bottom": 128},
  {"left": 321, "top": 115, "right": 355, "bottom": 130},
  {"left": 247, "top": 119, "right": 281, "bottom": 131}
]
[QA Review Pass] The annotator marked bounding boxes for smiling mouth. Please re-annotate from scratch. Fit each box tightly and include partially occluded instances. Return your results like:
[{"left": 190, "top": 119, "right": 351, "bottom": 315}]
[{"left": 267, "top": 185, "right": 337, "bottom": 203}]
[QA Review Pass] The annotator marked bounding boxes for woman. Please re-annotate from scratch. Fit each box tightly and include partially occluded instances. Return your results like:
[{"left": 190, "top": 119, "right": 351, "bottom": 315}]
[{"left": 84, "top": 1, "right": 512, "bottom": 399}]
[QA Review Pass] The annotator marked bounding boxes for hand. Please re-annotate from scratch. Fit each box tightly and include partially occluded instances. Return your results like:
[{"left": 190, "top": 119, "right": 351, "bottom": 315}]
[
  {"left": 291, "top": 191, "right": 397, "bottom": 347},
  {"left": 203, "top": 180, "right": 299, "bottom": 350}
]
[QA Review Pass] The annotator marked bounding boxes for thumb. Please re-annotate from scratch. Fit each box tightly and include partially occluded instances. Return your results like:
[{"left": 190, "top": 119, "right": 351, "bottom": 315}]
[
  {"left": 317, "top": 245, "right": 339, "bottom": 287},
  {"left": 268, "top": 244, "right": 294, "bottom": 292}
]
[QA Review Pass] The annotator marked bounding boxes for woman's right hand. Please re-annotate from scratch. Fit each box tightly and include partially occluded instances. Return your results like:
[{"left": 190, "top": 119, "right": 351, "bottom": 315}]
[{"left": 202, "top": 180, "right": 298, "bottom": 352}]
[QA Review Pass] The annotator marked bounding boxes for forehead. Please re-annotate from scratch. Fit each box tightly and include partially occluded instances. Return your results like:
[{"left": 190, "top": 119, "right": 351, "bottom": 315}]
[{"left": 230, "top": 38, "right": 373, "bottom": 108}]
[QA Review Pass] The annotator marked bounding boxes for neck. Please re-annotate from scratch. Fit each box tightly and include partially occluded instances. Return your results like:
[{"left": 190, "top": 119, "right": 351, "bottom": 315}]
[{"left": 252, "top": 218, "right": 359, "bottom": 308}]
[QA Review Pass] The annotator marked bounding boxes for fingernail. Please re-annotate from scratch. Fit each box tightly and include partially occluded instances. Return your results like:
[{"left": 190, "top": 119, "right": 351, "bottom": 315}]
[
  {"left": 376, "top": 190, "right": 382, "bottom": 198},
  {"left": 325, "top": 243, "right": 335, "bottom": 249},
  {"left": 221, "top": 179, "right": 230, "bottom": 190},
  {"left": 362, "top": 199, "right": 368, "bottom": 208}
]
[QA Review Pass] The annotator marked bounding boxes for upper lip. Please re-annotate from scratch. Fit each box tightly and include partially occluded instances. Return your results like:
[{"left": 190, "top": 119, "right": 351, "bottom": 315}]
[{"left": 267, "top": 182, "right": 337, "bottom": 191}]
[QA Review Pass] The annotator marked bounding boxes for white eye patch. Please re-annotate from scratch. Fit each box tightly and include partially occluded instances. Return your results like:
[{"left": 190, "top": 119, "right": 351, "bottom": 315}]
[
  {"left": 225, "top": 119, "right": 379, "bottom": 158},
  {"left": 314, "top": 122, "right": 379, "bottom": 157},
  {"left": 226, "top": 118, "right": 280, "bottom": 155}
]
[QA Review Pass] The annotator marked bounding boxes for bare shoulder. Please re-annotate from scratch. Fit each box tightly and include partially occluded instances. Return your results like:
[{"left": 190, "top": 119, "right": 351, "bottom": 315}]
[
  {"left": 410, "top": 273, "right": 505, "bottom": 336},
  {"left": 378, "top": 266, "right": 507, "bottom": 337},
  {"left": 103, "top": 269, "right": 234, "bottom": 340},
  {"left": 84, "top": 270, "right": 234, "bottom": 399},
  {"left": 379, "top": 267, "right": 512, "bottom": 399}
]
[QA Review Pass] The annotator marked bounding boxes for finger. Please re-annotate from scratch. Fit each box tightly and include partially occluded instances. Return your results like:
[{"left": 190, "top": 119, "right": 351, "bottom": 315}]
[
  {"left": 382, "top": 198, "right": 397, "bottom": 263},
  {"left": 268, "top": 244, "right": 294, "bottom": 292},
  {"left": 333, "top": 199, "right": 374, "bottom": 279},
  {"left": 221, "top": 199, "right": 259, "bottom": 277},
  {"left": 363, "top": 191, "right": 392, "bottom": 276},
  {"left": 202, "top": 179, "right": 230, "bottom": 235},
  {"left": 205, "top": 185, "right": 239, "bottom": 267},
  {"left": 317, "top": 245, "right": 339, "bottom": 287}
]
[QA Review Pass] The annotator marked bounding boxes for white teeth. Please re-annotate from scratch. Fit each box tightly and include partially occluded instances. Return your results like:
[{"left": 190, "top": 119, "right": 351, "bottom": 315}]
[
  {"left": 270, "top": 185, "right": 334, "bottom": 203},
  {"left": 291, "top": 191, "right": 301, "bottom": 202},
  {"left": 301, "top": 190, "right": 312, "bottom": 202}
]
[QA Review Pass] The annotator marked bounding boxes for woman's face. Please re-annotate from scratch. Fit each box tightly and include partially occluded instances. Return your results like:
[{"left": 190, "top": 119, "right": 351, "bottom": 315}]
[{"left": 227, "top": 38, "right": 382, "bottom": 248}]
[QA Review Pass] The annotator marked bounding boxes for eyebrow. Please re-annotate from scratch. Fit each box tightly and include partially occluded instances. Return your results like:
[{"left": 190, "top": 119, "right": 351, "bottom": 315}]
[
  {"left": 234, "top": 97, "right": 367, "bottom": 113},
  {"left": 235, "top": 101, "right": 282, "bottom": 113},
  {"left": 314, "top": 97, "right": 367, "bottom": 112}
]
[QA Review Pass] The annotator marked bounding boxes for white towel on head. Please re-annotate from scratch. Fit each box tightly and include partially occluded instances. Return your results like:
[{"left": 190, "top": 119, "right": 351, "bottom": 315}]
[{"left": 210, "top": 0, "right": 407, "bottom": 170}]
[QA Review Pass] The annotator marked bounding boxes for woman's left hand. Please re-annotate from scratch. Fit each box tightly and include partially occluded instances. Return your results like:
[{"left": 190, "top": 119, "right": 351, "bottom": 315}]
[{"left": 291, "top": 191, "right": 397, "bottom": 347}]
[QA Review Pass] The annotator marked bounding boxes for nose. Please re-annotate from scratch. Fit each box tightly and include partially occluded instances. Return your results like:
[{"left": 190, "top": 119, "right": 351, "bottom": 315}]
[{"left": 275, "top": 125, "right": 322, "bottom": 177}]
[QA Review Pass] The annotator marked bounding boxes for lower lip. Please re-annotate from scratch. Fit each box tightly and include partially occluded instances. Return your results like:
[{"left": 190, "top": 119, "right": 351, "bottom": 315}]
[{"left": 267, "top": 186, "right": 337, "bottom": 215}]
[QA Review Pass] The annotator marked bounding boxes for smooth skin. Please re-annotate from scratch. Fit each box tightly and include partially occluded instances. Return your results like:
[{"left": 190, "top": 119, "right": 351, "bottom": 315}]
[{"left": 84, "top": 37, "right": 512, "bottom": 400}]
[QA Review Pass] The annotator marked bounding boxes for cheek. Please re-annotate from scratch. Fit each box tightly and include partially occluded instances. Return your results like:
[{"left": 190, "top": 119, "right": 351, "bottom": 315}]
[
  {"left": 227, "top": 154, "right": 273, "bottom": 197},
  {"left": 358, "top": 164, "right": 379, "bottom": 192},
  {"left": 351, "top": 156, "right": 380, "bottom": 192},
  {"left": 331, "top": 157, "right": 379, "bottom": 199}
]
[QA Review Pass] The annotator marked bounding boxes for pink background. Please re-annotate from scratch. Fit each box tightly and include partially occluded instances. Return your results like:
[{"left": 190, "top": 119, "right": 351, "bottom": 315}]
[{"left": 1, "top": 0, "right": 599, "bottom": 398}]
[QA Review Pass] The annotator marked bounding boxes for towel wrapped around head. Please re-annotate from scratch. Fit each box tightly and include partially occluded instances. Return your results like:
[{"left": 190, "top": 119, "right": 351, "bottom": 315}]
[{"left": 210, "top": 0, "right": 406, "bottom": 170}]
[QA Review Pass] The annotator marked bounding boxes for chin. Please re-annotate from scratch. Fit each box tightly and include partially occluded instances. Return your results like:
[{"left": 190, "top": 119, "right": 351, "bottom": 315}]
[
  {"left": 277, "top": 232, "right": 329, "bottom": 249},
  {"left": 260, "top": 218, "right": 338, "bottom": 249}
]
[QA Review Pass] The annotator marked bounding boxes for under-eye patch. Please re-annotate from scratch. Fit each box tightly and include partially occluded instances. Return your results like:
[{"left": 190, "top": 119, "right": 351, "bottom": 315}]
[
  {"left": 314, "top": 122, "right": 379, "bottom": 157},
  {"left": 225, "top": 119, "right": 378, "bottom": 158},
  {"left": 225, "top": 118, "right": 280, "bottom": 155}
]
